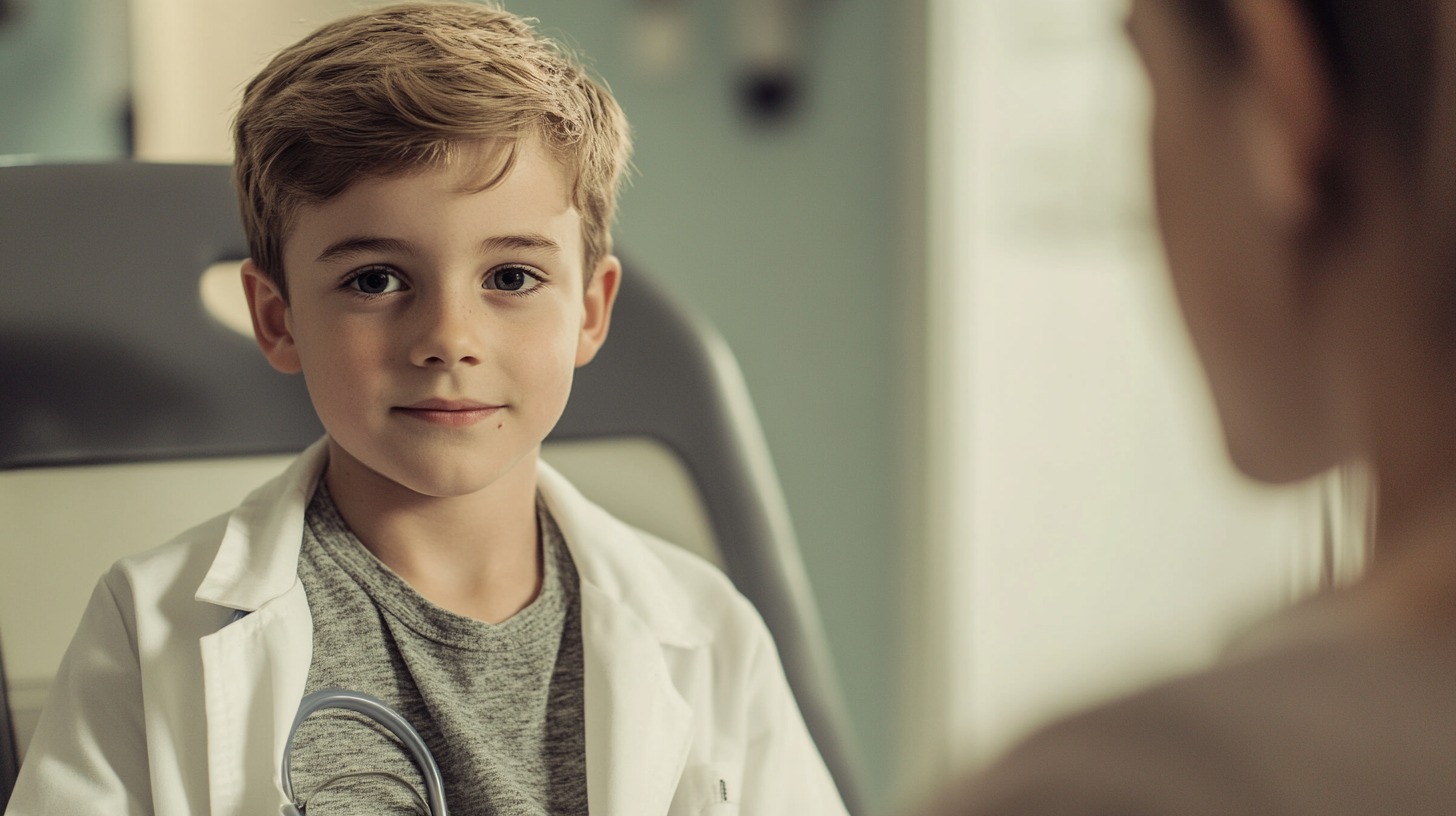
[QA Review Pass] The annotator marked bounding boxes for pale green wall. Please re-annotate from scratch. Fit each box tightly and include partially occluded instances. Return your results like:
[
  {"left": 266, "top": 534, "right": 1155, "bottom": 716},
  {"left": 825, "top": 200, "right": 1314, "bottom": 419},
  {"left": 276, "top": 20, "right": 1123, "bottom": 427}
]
[
  {"left": 1, "top": 0, "right": 907, "bottom": 806},
  {"left": 501, "top": 2, "right": 905, "bottom": 804},
  {"left": 0, "top": 0, "right": 129, "bottom": 158}
]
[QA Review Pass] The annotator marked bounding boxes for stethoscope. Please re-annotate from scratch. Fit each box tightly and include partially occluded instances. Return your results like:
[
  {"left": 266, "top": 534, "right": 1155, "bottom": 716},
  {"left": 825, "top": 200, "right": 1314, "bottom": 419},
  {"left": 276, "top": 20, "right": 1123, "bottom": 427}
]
[
  {"left": 224, "top": 611, "right": 450, "bottom": 815},
  {"left": 281, "top": 688, "right": 451, "bottom": 816}
]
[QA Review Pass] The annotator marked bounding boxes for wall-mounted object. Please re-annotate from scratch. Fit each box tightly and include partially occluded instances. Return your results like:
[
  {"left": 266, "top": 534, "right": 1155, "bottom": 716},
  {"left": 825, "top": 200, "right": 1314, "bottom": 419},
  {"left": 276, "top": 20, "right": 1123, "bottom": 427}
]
[
  {"left": 634, "top": 0, "right": 829, "bottom": 124},
  {"left": 731, "top": 0, "right": 810, "bottom": 121}
]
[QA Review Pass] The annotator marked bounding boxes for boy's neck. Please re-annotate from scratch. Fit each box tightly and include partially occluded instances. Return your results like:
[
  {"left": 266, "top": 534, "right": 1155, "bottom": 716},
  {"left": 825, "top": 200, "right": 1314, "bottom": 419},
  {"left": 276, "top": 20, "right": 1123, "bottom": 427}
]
[{"left": 322, "top": 442, "right": 544, "bottom": 624}]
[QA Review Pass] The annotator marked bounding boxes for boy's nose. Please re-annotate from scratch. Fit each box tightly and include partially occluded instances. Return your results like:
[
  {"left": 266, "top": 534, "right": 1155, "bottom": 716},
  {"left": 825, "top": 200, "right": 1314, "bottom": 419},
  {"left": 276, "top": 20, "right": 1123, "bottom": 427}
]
[{"left": 409, "top": 295, "right": 483, "bottom": 368}]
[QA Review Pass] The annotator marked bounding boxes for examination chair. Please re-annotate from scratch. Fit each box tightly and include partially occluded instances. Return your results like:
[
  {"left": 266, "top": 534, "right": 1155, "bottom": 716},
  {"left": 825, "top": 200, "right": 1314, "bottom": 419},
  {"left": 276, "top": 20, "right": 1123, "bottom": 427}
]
[{"left": 0, "top": 161, "right": 863, "bottom": 812}]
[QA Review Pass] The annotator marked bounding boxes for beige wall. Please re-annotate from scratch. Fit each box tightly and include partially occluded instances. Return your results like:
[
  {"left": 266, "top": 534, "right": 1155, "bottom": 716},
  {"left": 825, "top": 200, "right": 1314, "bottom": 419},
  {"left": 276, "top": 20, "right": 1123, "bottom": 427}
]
[{"left": 130, "top": 0, "right": 359, "bottom": 160}]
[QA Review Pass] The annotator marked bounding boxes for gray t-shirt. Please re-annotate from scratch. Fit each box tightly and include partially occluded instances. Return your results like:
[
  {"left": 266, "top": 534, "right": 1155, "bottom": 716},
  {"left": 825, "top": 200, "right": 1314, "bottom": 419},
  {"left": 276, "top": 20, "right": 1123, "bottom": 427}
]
[{"left": 286, "top": 484, "right": 588, "bottom": 815}]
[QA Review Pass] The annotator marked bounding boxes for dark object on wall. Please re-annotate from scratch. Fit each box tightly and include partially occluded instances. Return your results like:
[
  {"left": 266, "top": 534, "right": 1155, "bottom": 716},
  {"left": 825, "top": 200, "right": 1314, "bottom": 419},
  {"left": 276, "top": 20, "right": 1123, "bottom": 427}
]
[
  {"left": 740, "top": 69, "right": 802, "bottom": 121},
  {"left": 730, "top": 0, "right": 836, "bottom": 123}
]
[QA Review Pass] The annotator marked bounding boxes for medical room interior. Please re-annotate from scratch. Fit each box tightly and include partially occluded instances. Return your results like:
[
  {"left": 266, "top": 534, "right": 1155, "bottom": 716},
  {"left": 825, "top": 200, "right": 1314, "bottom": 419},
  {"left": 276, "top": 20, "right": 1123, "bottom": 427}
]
[{"left": 0, "top": 0, "right": 1371, "bottom": 813}]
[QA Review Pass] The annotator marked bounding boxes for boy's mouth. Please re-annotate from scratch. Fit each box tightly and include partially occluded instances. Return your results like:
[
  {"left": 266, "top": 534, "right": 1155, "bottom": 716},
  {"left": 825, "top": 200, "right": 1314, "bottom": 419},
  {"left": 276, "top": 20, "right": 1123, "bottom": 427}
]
[{"left": 394, "top": 399, "right": 505, "bottom": 427}]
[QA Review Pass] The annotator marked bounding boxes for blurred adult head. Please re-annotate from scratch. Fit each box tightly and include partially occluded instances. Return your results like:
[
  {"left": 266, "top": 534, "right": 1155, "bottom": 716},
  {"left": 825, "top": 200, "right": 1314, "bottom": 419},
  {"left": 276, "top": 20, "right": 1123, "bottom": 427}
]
[{"left": 1128, "top": 0, "right": 1453, "bottom": 509}]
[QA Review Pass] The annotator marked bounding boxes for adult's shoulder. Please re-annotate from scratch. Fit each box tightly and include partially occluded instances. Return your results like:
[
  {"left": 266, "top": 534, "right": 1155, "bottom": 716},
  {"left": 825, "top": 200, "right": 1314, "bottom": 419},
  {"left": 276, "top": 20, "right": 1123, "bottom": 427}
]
[{"left": 915, "top": 625, "right": 1456, "bottom": 816}]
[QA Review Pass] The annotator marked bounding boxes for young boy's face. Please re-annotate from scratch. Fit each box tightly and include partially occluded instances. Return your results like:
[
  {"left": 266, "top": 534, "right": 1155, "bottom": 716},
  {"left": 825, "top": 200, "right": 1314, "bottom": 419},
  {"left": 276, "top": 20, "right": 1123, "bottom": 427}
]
[{"left": 243, "top": 140, "right": 619, "bottom": 502}]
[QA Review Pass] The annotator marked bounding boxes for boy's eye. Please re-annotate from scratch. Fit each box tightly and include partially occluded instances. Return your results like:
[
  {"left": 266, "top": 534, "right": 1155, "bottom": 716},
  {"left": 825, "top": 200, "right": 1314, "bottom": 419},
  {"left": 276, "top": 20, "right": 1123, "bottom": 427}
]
[
  {"left": 484, "top": 264, "right": 544, "bottom": 293},
  {"left": 348, "top": 268, "right": 405, "bottom": 295}
]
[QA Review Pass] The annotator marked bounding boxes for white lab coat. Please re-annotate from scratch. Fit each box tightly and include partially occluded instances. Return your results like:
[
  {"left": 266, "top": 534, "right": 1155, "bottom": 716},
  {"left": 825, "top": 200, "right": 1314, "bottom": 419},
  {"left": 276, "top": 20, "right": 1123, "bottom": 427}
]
[{"left": 6, "top": 439, "right": 848, "bottom": 816}]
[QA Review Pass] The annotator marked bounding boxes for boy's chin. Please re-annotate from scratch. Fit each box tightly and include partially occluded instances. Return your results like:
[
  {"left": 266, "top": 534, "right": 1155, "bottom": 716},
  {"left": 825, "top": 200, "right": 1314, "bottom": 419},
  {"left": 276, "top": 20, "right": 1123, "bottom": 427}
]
[
  {"left": 326, "top": 438, "right": 540, "bottom": 503},
  {"left": 374, "top": 461, "right": 538, "bottom": 502}
]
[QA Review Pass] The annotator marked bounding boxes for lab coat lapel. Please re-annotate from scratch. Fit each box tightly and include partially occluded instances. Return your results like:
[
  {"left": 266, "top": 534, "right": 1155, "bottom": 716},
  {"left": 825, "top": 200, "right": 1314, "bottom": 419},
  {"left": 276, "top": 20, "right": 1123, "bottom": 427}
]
[
  {"left": 200, "top": 586, "right": 312, "bottom": 816},
  {"left": 194, "top": 439, "right": 325, "bottom": 815},
  {"left": 581, "top": 581, "right": 695, "bottom": 815},
  {"left": 538, "top": 462, "right": 708, "bottom": 815}
]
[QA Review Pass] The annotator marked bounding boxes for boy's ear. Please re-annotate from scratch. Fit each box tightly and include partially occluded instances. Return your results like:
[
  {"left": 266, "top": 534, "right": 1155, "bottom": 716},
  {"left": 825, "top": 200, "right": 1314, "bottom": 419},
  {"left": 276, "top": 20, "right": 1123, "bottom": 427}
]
[
  {"left": 240, "top": 259, "right": 302, "bottom": 374},
  {"left": 1228, "top": 0, "right": 1333, "bottom": 232},
  {"left": 576, "top": 254, "right": 621, "bottom": 368}
]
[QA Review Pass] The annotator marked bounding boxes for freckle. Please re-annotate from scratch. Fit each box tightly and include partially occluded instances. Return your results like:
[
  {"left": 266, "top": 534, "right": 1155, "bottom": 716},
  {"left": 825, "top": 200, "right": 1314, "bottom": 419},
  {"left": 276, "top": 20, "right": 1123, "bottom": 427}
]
[{"left": 497, "top": 422, "right": 504, "bottom": 429}]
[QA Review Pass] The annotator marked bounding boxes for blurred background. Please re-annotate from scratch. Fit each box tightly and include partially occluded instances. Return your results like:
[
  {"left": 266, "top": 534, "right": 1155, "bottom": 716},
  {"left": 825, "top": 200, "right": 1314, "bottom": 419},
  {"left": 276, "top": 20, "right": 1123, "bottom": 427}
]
[{"left": 0, "top": 0, "right": 1366, "bottom": 811}]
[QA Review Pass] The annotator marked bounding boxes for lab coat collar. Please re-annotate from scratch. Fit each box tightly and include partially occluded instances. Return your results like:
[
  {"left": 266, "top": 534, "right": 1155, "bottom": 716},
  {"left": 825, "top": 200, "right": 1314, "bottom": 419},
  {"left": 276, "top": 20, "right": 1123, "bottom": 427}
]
[
  {"left": 193, "top": 439, "right": 717, "bottom": 652},
  {"left": 536, "top": 459, "right": 713, "bottom": 649},
  {"left": 194, "top": 437, "right": 328, "bottom": 611}
]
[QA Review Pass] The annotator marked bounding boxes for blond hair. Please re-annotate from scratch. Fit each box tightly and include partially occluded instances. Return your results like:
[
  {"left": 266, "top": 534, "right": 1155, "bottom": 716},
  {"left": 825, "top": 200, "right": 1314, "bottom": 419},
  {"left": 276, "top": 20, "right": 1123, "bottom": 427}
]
[{"left": 233, "top": 1, "right": 632, "bottom": 296}]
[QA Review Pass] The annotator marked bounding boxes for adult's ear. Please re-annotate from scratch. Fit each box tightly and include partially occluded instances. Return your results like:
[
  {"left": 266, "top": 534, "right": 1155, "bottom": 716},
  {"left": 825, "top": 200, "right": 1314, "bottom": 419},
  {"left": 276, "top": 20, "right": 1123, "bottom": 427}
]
[
  {"left": 576, "top": 254, "right": 621, "bottom": 368},
  {"left": 1228, "top": 0, "right": 1335, "bottom": 232},
  {"left": 240, "top": 259, "right": 302, "bottom": 374}
]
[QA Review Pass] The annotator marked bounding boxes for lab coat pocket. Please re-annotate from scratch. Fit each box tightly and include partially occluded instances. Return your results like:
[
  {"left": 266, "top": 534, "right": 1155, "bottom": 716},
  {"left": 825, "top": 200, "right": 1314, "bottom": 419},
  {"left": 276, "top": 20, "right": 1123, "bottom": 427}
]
[{"left": 669, "top": 761, "right": 743, "bottom": 816}]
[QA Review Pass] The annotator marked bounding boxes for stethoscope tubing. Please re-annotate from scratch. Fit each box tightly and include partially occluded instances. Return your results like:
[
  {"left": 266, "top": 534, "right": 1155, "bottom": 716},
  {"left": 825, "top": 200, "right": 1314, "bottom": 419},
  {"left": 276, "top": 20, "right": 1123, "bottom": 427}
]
[{"left": 282, "top": 688, "right": 450, "bottom": 816}]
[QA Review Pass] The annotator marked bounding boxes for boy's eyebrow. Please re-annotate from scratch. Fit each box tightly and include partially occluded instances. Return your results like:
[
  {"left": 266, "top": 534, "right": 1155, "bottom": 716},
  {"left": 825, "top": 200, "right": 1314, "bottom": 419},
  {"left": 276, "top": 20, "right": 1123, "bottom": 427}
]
[
  {"left": 315, "top": 236, "right": 414, "bottom": 264},
  {"left": 480, "top": 233, "right": 562, "bottom": 255},
  {"left": 314, "top": 233, "right": 563, "bottom": 264}
]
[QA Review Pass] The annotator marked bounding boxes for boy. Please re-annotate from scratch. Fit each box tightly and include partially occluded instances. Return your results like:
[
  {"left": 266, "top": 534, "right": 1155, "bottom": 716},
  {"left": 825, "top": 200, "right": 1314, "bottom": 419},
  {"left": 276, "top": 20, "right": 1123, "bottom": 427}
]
[{"left": 5, "top": 4, "right": 847, "bottom": 815}]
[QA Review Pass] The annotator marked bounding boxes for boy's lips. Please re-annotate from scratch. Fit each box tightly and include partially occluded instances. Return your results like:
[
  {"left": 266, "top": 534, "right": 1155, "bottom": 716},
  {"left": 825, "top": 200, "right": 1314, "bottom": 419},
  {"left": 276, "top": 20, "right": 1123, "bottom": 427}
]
[{"left": 394, "top": 399, "right": 505, "bottom": 427}]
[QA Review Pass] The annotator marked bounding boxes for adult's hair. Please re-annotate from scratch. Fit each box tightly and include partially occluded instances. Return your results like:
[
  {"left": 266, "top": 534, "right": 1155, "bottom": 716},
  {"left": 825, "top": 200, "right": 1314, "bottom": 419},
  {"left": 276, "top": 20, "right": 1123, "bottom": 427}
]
[
  {"left": 233, "top": 1, "right": 632, "bottom": 298},
  {"left": 1173, "top": 1, "right": 1436, "bottom": 162}
]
